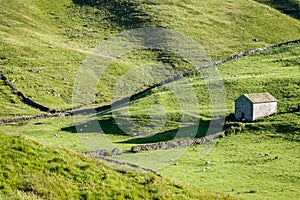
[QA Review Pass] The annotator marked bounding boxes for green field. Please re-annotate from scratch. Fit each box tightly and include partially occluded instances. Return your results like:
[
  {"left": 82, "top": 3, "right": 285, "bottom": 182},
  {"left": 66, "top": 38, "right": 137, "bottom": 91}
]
[
  {"left": 1, "top": 0, "right": 300, "bottom": 114},
  {"left": 1, "top": 41, "right": 299, "bottom": 200},
  {"left": 0, "top": 133, "right": 236, "bottom": 199},
  {"left": 0, "top": 0, "right": 300, "bottom": 199},
  {"left": 159, "top": 131, "right": 300, "bottom": 200}
]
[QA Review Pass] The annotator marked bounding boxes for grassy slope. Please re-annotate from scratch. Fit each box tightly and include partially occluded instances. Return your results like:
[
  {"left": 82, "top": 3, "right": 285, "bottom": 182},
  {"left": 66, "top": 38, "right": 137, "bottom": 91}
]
[
  {"left": 0, "top": 133, "right": 235, "bottom": 200},
  {"left": 1, "top": 42, "right": 299, "bottom": 147},
  {"left": 0, "top": 78, "right": 41, "bottom": 117},
  {"left": 0, "top": 0, "right": 300, "bottom": 115},
  {"left": 220, "top": 42, "right": 300, "bottom": 113},
  {"left": 0, "top": 0, "right": 299, "bottom": 199},
  {"left": 254, "top": 0, "right": 300, "bottom": 20},
  {"left": 158, "top": 131, "right": 300, "bottom": 200},
  {"left": 156, "top": 43, "right": 300, "bottom": 200},
  {"left": 1, "top": 43, "right": 299, "bottom": 200},
  {"left": 101, "top": 42, "right": 300, "bottom": 140}
]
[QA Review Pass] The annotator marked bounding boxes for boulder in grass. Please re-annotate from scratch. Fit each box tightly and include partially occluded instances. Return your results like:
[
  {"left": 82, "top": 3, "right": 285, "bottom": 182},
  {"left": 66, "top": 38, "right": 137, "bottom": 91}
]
[{"left": 111, "top": 148, "right": 123, "bottom": 156}]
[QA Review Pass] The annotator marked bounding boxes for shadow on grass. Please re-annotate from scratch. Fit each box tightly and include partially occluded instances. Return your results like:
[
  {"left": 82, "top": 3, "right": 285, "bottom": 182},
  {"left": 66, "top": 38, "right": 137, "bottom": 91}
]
[
  {"left": 62, "top": 112, "right": 224, "bottom": 144},
  {"left": 246, "top": 119, "right": 299, "bottom": 135},
  {"left": 61, "top": 116, "right": 127, "bottom": 135},
  {"left": 72, "top": 0, "right": 157, "bottom": 29},
  {"left": 119, "top": 119, "right": 225, "bottom": 144},
  {"left": 273, "top": 123, "right": 300, "bottom": 134},
  {"left": 255, "top": 0, "right": 300, "bottom": 20}
]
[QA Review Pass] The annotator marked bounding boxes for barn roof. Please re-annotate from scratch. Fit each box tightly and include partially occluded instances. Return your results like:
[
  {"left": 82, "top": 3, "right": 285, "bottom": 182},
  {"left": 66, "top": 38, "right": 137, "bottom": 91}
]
[{"left": 243, "top": 92, "right": 277, "bottom": 103}]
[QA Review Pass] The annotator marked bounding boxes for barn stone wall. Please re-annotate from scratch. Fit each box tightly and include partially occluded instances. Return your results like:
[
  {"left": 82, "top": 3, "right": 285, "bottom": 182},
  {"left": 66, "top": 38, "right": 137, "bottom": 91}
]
[
  {"left": 235, "top": 96, "right": 253, "bottom": 121},
  {"left": 252, "top": 102, "right": 277, "bottom": 121}
]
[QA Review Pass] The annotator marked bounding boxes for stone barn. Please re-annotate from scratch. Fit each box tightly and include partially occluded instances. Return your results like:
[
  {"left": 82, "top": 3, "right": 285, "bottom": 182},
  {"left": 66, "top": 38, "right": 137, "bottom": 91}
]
[{"left": 235, "top": 92, "right": 277, "bottom": 122}]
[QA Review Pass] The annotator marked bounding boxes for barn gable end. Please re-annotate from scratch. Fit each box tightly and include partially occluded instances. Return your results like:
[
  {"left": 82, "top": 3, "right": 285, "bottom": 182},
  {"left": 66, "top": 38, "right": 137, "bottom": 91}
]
[{"left": 235, "top": 95, "right": 253, "bottom": 121}]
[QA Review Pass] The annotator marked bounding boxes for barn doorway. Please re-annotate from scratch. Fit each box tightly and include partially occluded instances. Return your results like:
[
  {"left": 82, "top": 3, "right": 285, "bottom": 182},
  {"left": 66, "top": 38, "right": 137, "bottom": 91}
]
[{"left": 241, "top": 112, "right": 245, "bottom": 120}]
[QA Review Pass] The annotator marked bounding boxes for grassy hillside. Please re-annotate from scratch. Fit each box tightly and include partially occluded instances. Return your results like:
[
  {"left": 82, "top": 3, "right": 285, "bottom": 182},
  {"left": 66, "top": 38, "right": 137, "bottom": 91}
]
[
  {"left": 159, "top": 130, "right": 300, "bottom": 200},
  {"left": 0, "top": 132, "right": 235, "bottom": 199},
  {"left": 1, "top": 42, "right": 299, "bottom": 199},
  {"left": 0, "top": 0, "right": 300, "bottom": 115},
  {"left": 0, "top": 0, "right": 299, "bottom": 199},
  {"left": 0, "top": 78, "right": 41, "bottom": 117},
  {"left": 254, "top": 0, "right": 300, "bottom": 20},
  {"left": 1, "top": 42, "right": 299, "bottom": 145}
]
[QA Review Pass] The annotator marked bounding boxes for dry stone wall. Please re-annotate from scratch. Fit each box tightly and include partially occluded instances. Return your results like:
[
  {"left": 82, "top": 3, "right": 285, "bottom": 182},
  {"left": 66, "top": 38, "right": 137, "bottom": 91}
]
[{"left": 131, "top": 131, "right": 225, "bottom": 152}]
